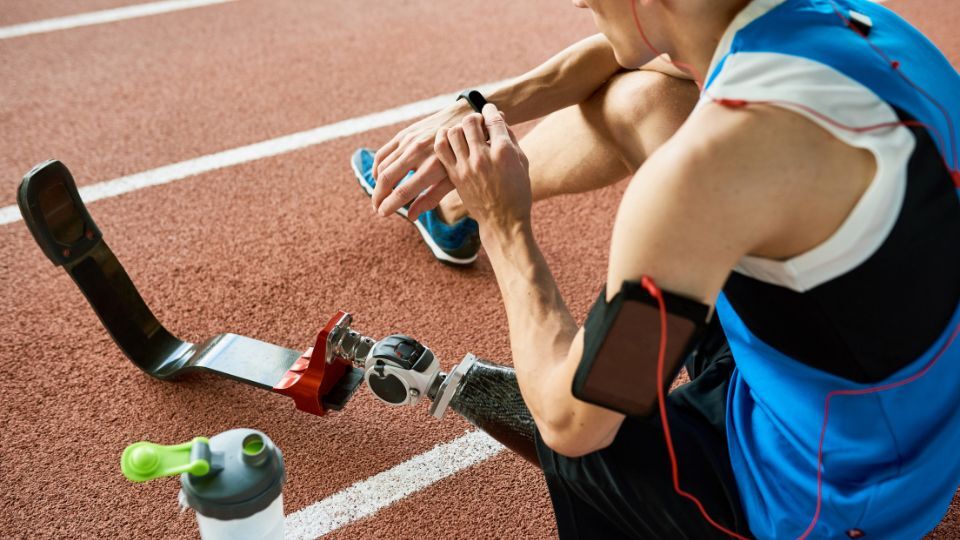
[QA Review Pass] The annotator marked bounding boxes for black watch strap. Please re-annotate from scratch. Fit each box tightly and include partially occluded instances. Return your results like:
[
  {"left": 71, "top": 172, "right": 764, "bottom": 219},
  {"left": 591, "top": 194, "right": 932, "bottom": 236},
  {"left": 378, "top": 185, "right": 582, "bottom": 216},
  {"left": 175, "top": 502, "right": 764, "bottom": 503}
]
[{"left": 457, "top": 89, "right": 488, "bottom": 113}]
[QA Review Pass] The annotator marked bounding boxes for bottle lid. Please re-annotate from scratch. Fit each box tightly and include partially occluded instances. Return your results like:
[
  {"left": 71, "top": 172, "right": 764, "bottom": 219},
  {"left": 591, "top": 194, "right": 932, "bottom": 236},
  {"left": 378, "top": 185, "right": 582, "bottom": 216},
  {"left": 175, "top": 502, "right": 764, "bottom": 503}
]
[
  {"left": 179, "top": 429, "right": 285, "bottom": 520},
  {"left": 121, "top": 429, "right": 285, "bottom": 520}
]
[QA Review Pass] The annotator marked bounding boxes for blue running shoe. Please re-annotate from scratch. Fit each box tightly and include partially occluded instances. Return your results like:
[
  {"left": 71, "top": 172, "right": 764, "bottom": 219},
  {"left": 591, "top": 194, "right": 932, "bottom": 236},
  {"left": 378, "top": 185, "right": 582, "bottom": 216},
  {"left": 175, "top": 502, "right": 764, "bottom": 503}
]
[{"left": 351, "top": 148, "right": 480, "bottom": 266}]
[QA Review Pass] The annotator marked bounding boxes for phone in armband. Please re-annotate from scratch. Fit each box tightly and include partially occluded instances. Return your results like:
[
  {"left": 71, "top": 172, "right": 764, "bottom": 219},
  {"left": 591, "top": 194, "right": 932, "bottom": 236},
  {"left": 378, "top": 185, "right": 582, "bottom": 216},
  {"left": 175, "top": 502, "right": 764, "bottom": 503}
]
[{"left": 572, "top": 281, "right": 712, "bottom": 418}]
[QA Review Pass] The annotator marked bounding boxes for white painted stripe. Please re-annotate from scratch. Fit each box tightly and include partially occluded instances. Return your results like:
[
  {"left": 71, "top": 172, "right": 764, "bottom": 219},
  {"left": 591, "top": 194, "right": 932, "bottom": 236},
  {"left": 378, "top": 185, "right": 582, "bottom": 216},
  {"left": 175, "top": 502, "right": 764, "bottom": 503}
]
[
  {"left": 0, "top": 0, "right": 237, "bottom": 40},
  {"left": 0, "top": 79, "right": 509, "bottom": 227},
  {"left": 284, "top": 430, "right": 504, "bottom": 539}
]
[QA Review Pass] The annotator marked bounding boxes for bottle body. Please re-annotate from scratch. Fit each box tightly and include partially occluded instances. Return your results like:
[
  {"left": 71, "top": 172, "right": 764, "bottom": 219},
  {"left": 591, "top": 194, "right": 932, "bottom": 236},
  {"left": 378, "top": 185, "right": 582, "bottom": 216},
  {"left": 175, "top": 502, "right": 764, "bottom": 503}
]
[{"left": 195, "top": 494, "right": 284, "bottom": 540}]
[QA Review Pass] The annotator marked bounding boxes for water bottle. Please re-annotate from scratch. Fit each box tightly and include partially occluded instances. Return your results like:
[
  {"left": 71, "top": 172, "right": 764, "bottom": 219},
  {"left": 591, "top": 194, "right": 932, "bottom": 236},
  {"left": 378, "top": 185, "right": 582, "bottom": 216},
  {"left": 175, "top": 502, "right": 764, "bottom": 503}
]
[{"left": 121, "top": 429, "right": 286, "bottom": 539}]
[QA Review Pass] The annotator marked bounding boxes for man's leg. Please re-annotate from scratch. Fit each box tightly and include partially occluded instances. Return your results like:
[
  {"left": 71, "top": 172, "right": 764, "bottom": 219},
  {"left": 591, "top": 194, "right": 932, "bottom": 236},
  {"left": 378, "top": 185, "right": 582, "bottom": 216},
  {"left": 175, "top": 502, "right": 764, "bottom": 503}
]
[
  {"left": 537, "top": 347, "right": 751, "bottom": 539},
  {"left": 425, "top": 340, "right": 747, "bottom": 538},
  {"left": 438, "top": 68, "right": 700, "bottom": 222}
]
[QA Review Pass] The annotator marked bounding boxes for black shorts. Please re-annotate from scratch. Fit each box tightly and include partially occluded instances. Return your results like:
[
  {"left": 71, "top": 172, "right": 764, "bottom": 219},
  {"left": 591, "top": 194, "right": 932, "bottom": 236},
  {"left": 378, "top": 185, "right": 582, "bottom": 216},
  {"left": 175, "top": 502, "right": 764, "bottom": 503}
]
[{"left": 535, "top": 321, "right": 753, "bottom": 539}]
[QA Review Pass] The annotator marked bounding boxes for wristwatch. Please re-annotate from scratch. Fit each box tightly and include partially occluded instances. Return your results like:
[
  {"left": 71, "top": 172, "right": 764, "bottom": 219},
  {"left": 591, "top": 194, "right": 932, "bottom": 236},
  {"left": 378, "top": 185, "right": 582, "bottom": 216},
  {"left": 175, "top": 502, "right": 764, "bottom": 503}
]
[{"left": 457, "top": 89, "right": 488, "bottom": 113}]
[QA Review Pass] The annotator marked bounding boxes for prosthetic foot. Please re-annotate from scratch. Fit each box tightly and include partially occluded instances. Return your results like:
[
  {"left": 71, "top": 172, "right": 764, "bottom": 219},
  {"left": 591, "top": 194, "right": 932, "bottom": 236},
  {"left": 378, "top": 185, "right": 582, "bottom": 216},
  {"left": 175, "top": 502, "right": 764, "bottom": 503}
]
[{"left": 17, "top": 160, "right": 367, "bottom": 416}]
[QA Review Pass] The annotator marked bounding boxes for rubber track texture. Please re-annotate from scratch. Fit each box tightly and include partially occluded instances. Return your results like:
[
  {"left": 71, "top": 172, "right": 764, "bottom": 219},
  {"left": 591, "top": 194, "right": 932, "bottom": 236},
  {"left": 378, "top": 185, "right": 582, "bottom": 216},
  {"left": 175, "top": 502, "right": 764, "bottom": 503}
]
[{"left": 1, "top": 0, "right": 959, "bottom": 539}]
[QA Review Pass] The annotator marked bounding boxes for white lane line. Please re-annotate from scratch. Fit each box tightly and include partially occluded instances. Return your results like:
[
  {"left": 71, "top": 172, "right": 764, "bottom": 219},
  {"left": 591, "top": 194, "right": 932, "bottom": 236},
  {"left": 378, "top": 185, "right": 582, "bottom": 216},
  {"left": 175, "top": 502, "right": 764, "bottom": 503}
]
[
  {"left": 0, "top": 79, "right": 509, "bottom": 227},
  {"left": 284, "top": 430, "right": 505, "bottom": 540},
  {"left": 0, "top": 0, "right": 237, "bottom": 40}
]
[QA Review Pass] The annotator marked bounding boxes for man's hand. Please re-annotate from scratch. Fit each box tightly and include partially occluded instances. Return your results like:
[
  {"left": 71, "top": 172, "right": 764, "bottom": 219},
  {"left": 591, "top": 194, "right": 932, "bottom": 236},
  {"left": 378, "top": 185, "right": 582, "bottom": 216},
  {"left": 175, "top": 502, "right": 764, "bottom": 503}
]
[
  {"left": 371, "top": 101, "right": 471, "bottom": 219},
  {"left": 370, "top": 34, "right": 623, "bottom": 221},
  {"left": 433, "top": 104, "right": 531, "bottom": 228}
]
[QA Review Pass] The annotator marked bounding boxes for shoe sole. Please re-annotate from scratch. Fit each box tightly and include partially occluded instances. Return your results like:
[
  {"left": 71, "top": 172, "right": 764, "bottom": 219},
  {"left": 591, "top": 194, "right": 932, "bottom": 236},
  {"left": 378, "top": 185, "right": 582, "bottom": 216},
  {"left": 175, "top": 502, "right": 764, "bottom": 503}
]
[{"left": 351, "top": 156, "right": 478, "bottom": 266}]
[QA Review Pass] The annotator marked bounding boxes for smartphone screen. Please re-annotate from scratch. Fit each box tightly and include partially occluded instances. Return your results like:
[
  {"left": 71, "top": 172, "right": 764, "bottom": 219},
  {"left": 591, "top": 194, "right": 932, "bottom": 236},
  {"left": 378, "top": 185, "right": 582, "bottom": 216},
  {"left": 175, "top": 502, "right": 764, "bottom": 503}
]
[{"left": 573, "top": 285, "right": 708, "bottom": 417}]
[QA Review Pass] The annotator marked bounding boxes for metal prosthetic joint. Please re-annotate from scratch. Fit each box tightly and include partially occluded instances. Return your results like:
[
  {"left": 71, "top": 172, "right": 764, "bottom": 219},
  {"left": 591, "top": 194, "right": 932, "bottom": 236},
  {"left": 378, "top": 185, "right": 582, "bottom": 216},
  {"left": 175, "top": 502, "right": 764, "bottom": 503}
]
[{"left": 320, "top": 327, "right": 466, "bottom": 418}]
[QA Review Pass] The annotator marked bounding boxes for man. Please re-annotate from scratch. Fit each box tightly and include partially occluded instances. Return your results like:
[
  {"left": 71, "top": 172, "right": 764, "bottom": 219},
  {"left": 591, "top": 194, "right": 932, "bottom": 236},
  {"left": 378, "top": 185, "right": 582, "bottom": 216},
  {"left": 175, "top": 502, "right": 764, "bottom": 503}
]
[{"left": 353, "top": 0, "right": 960, "bottom": 538}]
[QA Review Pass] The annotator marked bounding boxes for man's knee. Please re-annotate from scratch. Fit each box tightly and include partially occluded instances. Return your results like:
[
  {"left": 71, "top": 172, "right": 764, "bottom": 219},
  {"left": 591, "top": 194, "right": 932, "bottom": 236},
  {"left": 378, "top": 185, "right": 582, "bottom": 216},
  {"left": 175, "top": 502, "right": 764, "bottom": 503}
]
[
  {"left": 602, "top": 70, "right": 696, "bottom": 120},
  {"left": 584, "top": 69, "right": 699, "bottom": 168}
]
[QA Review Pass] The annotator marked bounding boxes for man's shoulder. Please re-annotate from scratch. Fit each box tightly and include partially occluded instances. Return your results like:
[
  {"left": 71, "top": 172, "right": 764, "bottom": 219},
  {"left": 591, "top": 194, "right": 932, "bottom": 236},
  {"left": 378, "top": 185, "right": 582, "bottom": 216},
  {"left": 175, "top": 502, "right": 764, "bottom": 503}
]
[
  {"left": 657, "top": 101, "right": 823, "bottom": 199},
  {"left": 667, "top": 98, "right": 876, "bottom": 186},
  {"left": 656, "top": 100, "right": 877, "bottom": 260},
  {"left": 673, "top": 100, "right": 824, "bottom": 162}
]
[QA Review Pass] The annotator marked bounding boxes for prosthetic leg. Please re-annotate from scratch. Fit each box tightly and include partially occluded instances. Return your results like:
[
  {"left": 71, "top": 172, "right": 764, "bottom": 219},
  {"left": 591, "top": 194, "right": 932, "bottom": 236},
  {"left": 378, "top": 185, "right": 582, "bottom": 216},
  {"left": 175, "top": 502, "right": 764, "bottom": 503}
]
[
  {"left": 18, "top": 160, "right": 539, "bottom": 464},
  {"left": 18, "top": 160, "right": 367, "bottom": 416}
]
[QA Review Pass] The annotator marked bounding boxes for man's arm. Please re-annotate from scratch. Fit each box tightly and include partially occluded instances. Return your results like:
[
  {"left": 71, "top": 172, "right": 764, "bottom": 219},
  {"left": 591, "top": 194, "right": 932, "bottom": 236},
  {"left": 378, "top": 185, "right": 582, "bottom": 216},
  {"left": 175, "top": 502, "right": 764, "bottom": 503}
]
[
  {"left": 477, "top": 118, "right": 758, "bottom": 456},
  {"left": 484, "top": 34, "right": 625, "bottom": 125},
  {"left": 373, "top": 34, "right": 625, "bottom": 217},
  {"left": 437, "top": 100, "right": 875, "bottom": 457}
]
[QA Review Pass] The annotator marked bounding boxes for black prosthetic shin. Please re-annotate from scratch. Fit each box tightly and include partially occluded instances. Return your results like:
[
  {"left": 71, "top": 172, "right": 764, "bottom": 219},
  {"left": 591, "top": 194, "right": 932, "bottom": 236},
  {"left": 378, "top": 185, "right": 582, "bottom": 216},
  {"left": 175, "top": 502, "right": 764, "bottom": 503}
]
[{"left": 435, "top": 356, "right": 539, "bottom": 466}]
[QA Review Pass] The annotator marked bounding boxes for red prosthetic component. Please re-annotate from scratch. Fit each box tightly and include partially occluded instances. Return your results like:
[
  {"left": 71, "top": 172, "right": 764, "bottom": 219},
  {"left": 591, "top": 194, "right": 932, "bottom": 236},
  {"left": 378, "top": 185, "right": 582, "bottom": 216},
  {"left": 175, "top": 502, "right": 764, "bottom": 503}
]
[{"left": 273, "top": 311, "right": 354, "bottom": 416}]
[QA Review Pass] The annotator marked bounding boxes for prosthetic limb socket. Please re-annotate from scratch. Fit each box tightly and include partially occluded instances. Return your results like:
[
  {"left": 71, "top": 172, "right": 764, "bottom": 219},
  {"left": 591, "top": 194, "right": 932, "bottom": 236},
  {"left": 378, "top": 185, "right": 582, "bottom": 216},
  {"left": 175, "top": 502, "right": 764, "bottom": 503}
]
[{"left": 431, "top": 355, "right": 539, "bottom": 466}]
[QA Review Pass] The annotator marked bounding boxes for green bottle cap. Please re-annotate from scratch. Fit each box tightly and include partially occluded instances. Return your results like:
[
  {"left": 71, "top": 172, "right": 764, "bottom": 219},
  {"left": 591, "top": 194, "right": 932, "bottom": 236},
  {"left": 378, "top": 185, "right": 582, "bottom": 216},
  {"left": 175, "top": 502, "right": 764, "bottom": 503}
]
[{"left": 121, "top": 437, "right": 211, "bottom": 483}]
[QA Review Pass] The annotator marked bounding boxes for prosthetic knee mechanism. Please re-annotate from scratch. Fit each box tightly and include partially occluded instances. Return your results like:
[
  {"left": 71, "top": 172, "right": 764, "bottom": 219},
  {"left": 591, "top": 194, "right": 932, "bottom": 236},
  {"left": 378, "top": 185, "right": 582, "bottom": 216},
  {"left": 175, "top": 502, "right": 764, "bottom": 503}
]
[{"left": 361, "top": 336, "right": 539, "bottom": 466}]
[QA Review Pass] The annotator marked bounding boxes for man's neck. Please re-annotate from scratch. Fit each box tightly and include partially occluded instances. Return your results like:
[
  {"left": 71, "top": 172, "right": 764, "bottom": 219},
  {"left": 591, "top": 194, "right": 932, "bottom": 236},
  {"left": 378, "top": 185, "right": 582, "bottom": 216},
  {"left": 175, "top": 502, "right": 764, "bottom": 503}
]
[{"left": 664, "top": 0, "right": 751, "bottom": 82}]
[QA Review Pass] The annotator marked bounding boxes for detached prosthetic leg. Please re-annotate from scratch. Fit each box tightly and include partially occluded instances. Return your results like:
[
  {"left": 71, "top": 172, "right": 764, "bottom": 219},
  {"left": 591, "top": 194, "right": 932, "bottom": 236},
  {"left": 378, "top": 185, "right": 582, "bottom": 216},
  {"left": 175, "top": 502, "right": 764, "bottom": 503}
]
[
  {"left": 18, "top": 161, "right": 538, "bottom": 465},
  {"left": 18, "top": 161, "right": 366, "bottom": 416}
]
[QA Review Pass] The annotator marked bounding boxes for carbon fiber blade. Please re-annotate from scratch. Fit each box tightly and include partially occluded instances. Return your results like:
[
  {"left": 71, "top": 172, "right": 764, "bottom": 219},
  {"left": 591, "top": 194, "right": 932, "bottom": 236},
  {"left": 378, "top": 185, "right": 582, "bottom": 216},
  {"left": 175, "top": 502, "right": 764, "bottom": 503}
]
[{"left": 18, "top": 160, "right": 301, "bottom": 387}]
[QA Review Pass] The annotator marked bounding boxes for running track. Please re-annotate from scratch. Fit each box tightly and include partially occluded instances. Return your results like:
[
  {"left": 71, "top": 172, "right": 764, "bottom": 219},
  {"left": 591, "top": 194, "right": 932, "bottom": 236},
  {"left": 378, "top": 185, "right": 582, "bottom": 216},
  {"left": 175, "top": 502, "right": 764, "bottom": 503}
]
[{"left": 1, "top": 1, "right": 957, "bottom": 538}]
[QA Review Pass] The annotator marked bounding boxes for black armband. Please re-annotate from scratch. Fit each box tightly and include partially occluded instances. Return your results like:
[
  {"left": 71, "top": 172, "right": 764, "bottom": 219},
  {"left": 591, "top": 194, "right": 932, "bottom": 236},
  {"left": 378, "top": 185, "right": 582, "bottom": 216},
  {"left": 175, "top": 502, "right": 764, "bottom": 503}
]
[{"left": 572, "top": 281, "right": 712, "bottom": 417}]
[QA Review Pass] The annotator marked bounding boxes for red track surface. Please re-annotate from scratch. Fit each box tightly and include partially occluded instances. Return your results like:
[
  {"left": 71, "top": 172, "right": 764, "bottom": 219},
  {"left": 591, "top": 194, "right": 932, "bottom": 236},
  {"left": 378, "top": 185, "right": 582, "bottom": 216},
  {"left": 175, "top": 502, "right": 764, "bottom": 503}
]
[
  {"left": 0, "top": 0, "right": 150, "bottom": 26},
  {"left": 1, "top": 1, "right": 958, "bottom": 538}
]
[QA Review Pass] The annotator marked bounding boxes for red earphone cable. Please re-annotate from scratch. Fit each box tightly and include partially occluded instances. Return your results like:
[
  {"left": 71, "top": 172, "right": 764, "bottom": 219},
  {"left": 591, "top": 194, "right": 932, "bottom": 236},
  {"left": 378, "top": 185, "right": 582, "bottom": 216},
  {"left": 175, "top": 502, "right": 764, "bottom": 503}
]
[
  {"left": 824, "top": 1, "right": 958, "bottom": 172},
  {"left": 630, "top": 0, "right": 960, "bottom": 186},
  {"left": 795, "top": 322, "right": 960, "bottom": 539},
  {"left": 641, "top": 276, "right": 751, "bottom": 540},
  {"left": 643, "top": 274, "right": 960, "bottom": 539},
  {"left": 631, "top": 3, "right": 960, "bottom": 536}
]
